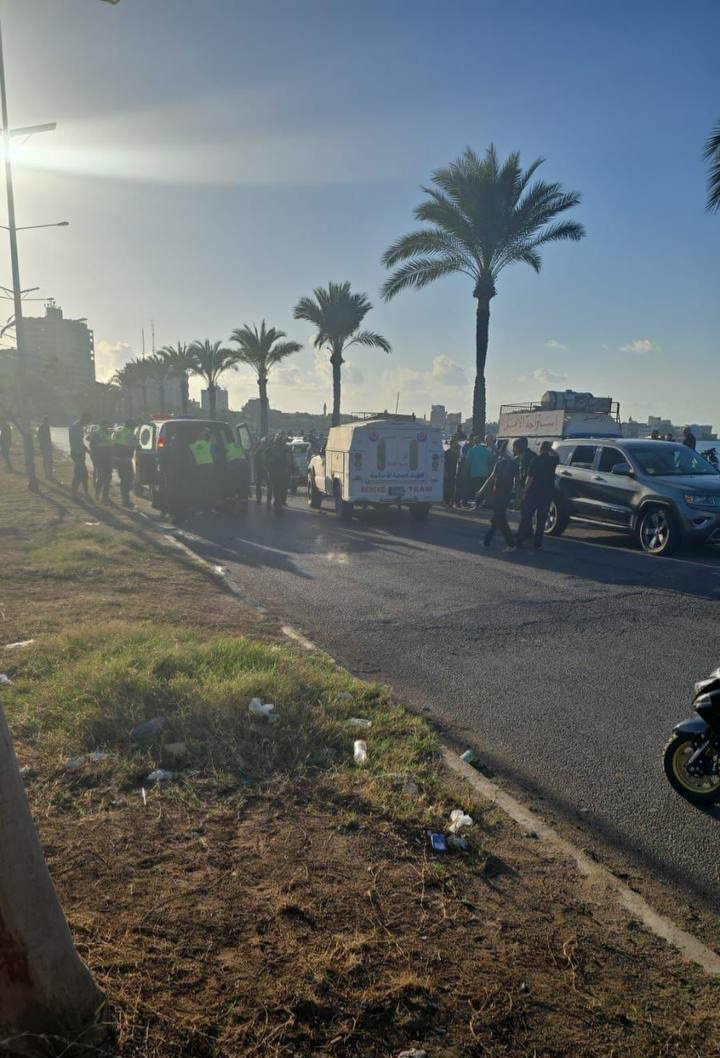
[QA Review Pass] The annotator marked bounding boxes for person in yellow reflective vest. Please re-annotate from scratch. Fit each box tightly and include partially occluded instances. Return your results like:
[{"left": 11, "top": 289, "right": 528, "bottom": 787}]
[
  {"left": 189, "top": 429, "right": 215, "bottom": 511},
  {"left": 223, "top": 436, "right": 249, "bottom": 506},
  {"left": 89, "top": 423, "right": 114, "bottom": 503},
  {"left": 112, "top": 421, "right": 137, "bottom": 508}
]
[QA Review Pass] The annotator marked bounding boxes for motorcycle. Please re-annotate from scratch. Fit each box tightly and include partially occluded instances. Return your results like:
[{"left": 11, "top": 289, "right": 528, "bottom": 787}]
[{"left": 664, "top": 670, "right": 720, "bottom": 804}]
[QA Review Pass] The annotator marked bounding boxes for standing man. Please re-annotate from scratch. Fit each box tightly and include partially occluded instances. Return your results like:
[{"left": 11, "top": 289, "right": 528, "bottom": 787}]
[
  {"left": 464, "top": 436, "right": 495, "bottom": 509},
  {"left": 516, "top": 440, "right": 559, "bottom": 551},
  {"left": 37, "top": 417, "right": 53, "bottom": 480},
  {"left": 443, "top": 438, "right": 459, "bottom": 507},
  {"left": 90, "top": 422, "right": 114, "bottom": 503},
  {"left": 1, "top": 419, "right": 12, "bottom": 471},
  {"left": 512, "top": 436, "right": 535, "bottom": 505},
  {"left": 482, "top": 442, "right": 518, "bottom": 551},
  {"left": 68, "top": 413, "right": 91, "bottom": 498},
  {"left": 112, "top": 420, "right": 137, "bottom": 509},
  {"left": 682, "top": 426, "right": 697, "bottom": 450},
  {"left": 265, "top": 434, "right": 292, "bottom": 513}
]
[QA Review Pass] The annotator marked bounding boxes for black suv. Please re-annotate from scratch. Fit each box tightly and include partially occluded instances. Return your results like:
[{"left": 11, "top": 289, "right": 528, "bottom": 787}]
[{"left": 545, "top": 438, "right": 720, "bottom": 556}]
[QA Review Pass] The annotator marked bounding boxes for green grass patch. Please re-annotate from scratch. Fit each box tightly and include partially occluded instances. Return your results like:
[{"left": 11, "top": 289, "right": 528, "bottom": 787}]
[{"left": 5, "top": 623, "right": 442, "bottom": 817}]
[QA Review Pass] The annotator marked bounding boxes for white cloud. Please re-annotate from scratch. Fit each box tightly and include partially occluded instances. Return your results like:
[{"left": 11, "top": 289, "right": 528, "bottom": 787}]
[
  {"left": 431, "top": 354, "right": 466, "bottom": 386},
  {"left": 545, "top": 339, "right": 567, "bottom": 351},
  {"left": 94, "top": 339, "right": 135, "bottom": 382},
  {"left": 619, "top": 338, "right": 660, "bottom": 355},
  {"left": 515, "top": 367, "right": 568, "bottom": 385}
]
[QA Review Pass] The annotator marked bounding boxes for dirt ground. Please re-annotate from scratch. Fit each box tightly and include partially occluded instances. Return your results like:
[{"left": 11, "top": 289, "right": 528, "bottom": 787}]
[{"left": 2, "top": 449, "right": 720, "bottom": 1057}]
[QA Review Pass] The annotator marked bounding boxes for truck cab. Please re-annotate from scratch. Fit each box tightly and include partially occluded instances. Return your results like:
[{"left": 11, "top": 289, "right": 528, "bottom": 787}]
[{"left": 308, "top": 415, "right": 443, "bottom": 521}]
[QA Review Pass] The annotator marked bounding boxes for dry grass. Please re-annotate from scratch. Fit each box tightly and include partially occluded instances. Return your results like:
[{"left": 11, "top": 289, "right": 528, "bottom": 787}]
[{"left": 2, "top": 447, "right": 720, "bottom": 1057}]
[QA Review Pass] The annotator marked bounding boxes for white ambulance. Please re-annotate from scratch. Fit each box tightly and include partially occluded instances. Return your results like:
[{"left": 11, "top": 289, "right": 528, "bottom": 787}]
[{"left": 308, "top": 415, "right": 443, "bottom": 521}]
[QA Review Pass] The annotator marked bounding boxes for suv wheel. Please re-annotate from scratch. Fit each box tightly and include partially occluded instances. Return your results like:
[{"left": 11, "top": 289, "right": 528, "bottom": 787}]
[
  {"left": 544, "top": 495, "right": 570, "bottom": 536},
  {"left": 638, "top": 506, "right": 680, "bottom": 556}
]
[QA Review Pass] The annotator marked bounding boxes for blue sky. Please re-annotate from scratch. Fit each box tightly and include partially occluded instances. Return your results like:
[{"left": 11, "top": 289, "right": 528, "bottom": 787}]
[{"left": 4, "top": 0, "right": 719, "bottom": 425}]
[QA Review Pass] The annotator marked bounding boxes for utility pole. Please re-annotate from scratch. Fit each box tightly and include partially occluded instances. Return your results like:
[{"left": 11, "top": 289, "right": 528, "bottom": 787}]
[{"left": 0, "top": 19, "right": 36, "bottom": 491}]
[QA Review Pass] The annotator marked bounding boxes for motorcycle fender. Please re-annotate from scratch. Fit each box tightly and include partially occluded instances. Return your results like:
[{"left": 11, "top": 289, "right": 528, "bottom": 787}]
[{"left": 672, "top": 716, "right": 710, "bottom": 737}]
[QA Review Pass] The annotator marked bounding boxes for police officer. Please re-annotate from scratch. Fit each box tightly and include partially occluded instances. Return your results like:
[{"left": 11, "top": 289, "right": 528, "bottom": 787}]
[
  {"left": 224, "top": 432, "right": 249, "bottom": 507},
  {"left": 90, "top": 421, "right": 114, "bottom": 503},
  {"left": 189, "top": 429, "right": 214, "bottom": 511},
  {"left": 112, "top": 420, "right": 137, "bottom": 508}
]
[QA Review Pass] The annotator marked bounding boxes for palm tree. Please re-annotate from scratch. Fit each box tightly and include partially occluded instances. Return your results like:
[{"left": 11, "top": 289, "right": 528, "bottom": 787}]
[
  {"left": 381, "top": 145, "right": 585, "bottom": 435},
  {"left": 159, "top": 342, "right": 193, "bottom": 415},
  {"left": 145, "top": 351, "right": 173, "bottom": 414},
  {"left": 704, "top": 120, "right": 720, "bottom": 213},
  {"left": 293, "top": 281, "right": 390, "bottom": 426},
  {"left": 229, "top": 321, "right": 301, "bottom": 437},
  {"left": 188, "top": 339, "right": 239, "bottom": 419}
]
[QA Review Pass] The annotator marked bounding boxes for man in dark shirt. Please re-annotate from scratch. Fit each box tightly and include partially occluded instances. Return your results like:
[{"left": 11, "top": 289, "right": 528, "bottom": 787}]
[
  {"left": 683, "top": 426, "right": 697, "bottom": 450},
  {"left": 482, "top": 442, "right": 519, "bottom": 551},
  {"left": 516, "top": 440, "right": 559, "bottom": 551}
]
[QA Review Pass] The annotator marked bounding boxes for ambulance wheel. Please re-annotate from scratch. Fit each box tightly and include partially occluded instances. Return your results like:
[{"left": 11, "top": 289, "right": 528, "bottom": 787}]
[
  {"left": 333, "top": 483, "right": 354, "bottom": 521},
  {"left": 409, "top": 503, "right": 431, "bottom": 522}
]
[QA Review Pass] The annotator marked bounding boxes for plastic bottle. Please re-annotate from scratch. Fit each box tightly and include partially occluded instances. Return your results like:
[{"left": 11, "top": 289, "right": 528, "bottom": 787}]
[{"left": 353, "top": 739, "right": 368, "bottom": 765}]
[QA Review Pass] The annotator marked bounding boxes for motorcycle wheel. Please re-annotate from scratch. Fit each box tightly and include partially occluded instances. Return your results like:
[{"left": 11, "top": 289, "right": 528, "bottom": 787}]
[{"left": 663, "top": 733, "right": 720, "bottom": 805}]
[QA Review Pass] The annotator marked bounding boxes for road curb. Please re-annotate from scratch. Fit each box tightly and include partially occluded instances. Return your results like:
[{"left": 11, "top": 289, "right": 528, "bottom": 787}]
[{"left": 135, "top": 504, "right": 720, "bottom": 977}]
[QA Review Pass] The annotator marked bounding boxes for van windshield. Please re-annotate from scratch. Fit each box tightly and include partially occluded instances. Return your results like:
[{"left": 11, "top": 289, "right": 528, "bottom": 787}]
[{"left": 632, "top": 445, "right": 719, "bottom": 477}]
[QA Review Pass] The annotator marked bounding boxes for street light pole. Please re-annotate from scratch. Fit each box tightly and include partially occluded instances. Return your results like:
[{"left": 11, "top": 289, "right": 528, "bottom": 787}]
[{"left": 0, "top": 16, "right": 37, "bottom": 491}]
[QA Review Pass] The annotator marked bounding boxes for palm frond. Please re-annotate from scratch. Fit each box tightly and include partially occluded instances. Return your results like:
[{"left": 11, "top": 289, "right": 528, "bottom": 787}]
[
  {"left": 346, "top": 330, "right": 391, "bottom": 353},
  {"left": 382, "top": 256, "right": 466, "bottom": 300},
  {"left": 381, "top": 228, "right": 474, "bottom": 269},
  {"left": 704, "top": 121, "right": 720, "bottom": 213}
]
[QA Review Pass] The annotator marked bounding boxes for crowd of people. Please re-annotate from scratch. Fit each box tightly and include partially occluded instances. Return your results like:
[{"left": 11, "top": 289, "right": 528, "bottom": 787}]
[{"left": 443, "top": 430, "right": 558, "bottom": 552}]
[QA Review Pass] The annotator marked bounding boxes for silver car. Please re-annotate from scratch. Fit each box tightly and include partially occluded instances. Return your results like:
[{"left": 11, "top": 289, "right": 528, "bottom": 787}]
[{"left": 545, "top": 438, "right": 720, "bottom": 556}]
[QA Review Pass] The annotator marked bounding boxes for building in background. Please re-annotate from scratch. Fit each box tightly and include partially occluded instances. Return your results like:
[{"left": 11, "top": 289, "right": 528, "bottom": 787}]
[
  {"left": 23, "top": 299, "right": 94, "bottom": 407},
  {"left": 201, "top": 387, "right": 229, "bottom": 414},
  {"left": 430, "top": 404, "right": 447, "bottom": 429}
]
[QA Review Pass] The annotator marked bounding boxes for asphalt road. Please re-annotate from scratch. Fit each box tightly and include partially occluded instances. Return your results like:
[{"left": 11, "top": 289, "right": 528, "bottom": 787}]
[
  {"left": 47, "top": 429, "right": 720, "bottom": 904},
  {"left": 166, "top": 492, "right": 720, "bottom": 906}
]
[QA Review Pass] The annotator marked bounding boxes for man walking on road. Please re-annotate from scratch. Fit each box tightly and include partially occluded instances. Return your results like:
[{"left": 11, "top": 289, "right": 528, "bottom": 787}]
[
  {"left": 37, "top": 417, "right": 53, "bottom": 480},
  {"left": 1, "top": 420, "right": 12, "bottom": 471},
  {"left": 69, "top": 413, "right": 91, "bottom": 498},
  {"left": 516, "top": 440, "right": 559, "bottom": 551},
  {"left": 482, "top": 441, "right": 518, "bottom": 551}
]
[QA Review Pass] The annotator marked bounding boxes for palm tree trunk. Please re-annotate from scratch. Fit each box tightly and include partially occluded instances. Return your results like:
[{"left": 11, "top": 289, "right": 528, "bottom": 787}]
[
  {"left": 330, "top": 348, "right": 342, "bottom": 427},
  {"left": 0, "top": 706, "right": 104, "bottom": 1037},
  {"left": 472, "top": 296, "right": 491, "bottom": 436},
  {"left": 181, "top": 374, "right": 189, "bottom": 416},
  {"left": 158, "top": 379, "right": 165, "bottom": 415},
  {"left": 208, "top": 382, "right": 216, "bottom": 420},
  {"left": 258, "top": 375, "right": 269, "bottom": 438}
]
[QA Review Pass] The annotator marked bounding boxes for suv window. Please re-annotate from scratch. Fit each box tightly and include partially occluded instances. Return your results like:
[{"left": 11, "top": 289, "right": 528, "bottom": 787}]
[
  {"left": 554, "top": 444, "right": 575, "bottom": 465},
  {"left": 569, "top": 444, "right": 597, "bottom": 469},
  {"left": 597, "top": 446, "right": 626, "bottom": 473}
]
